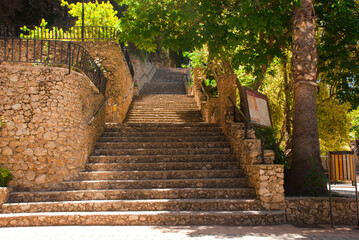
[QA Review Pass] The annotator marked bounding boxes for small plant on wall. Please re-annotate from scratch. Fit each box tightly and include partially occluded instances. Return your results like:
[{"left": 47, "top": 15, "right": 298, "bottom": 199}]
[
  {"left": 0, "top": 168, "right": 13, "bottom": 187},
  {"left": 0, "top": 116, "right": 6, "bottom": 132},
  {"left": 0, "top": 116, "right": 13, "bottom": 188}
]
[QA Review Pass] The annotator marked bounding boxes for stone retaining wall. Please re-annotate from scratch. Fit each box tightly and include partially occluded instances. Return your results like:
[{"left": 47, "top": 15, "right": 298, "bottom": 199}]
[
  {"left": 189, "top": 69, "right": 285, "bottom": 211},
  {"left": 0, "top": 66, "right": 105, "bottom": 191},
  {"left": 77, "top": 41, "right": 133, "bottom": 123},
  {"left": 131, "top": 55, "right": 156, "bottom": 91},
  {"left": 286, "top": 197, "right": 359, "bottom": 226}
]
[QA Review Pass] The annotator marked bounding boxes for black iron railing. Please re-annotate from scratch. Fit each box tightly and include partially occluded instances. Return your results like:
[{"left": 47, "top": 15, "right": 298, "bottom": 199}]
[
  {"left": 0, "top": 38, "right": 107, "bottom": 95},
  {"left": 119, "top": 42, "right": 134, "bottom": 78},
  {"left": 0, "top": 25, "right": 119, "bottom": 41},
  {"left": 228, "top": 96, "right": 266, "bottom": 164}
]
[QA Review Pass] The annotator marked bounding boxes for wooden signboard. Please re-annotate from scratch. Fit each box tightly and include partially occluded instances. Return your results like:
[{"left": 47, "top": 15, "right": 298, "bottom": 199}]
[{"left": 240, "top": 86, "right": 272, "bottom": 128}]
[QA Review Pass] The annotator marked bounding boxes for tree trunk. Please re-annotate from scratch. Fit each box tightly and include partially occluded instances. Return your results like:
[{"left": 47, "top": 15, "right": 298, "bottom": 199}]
[{"left": 285, "top": 0, "right": 327, "bottom": 196}]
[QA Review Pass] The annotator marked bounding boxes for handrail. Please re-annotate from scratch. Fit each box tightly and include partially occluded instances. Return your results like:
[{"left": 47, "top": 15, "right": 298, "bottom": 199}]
[
  {"left": 119, "top": 42, "right": 134, "bottom": 78},
  {"left": 138, "top": 64, "right": 156, "bottom": 83},
  {"left": 228, "top": 96, "right": 266, "bottom": 164},
  {"left": 123, "top": 81, "right": 136, "bottom": 103},
  {"left": 88, "top": 96, "right": 110, "bottom": 125},
  {"left": 0, "top": 38, "right": 107, "bottom": 95},
  {"left": 200, "top": 82, "right": 210, "bottom": 101},
  {"left": 0, "top": 25, "right": 118, "bottom": 41}
]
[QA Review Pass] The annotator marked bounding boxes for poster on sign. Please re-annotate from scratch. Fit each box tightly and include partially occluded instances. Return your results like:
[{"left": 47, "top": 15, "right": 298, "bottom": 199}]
[{"left": 241, "top": 87, "right": 272, "bottom": 128}]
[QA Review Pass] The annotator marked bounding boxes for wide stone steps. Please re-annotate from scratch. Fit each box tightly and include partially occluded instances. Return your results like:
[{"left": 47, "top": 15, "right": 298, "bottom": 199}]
[
  {"left": 88, "top": 154, "right": 236, "bottom": 163},
  {"left": 139, "top": 83, "right": 186, "bottom": 95},
  {"left": 125, "top": 118, "right": 204, "bottom": 123},
  {"left": 85, "top": 161, "right": 238, "bottom": 171},
  {"left": 78, "top": 169, "right": 242, "bottom": 181},
  {"left": 9, "top": 188, "right": 255, "bottom": 202},
  {"left": 61, "top": 178, "right": 247, "bottom": 190},
  {"left": 126, "top": 113, "right": 203, "bottom": 118},
  {"left": 102, "top": 132, "right": 224, "bottom": 138},
  {"left": 95, "top": 142, "right": 230, "bottom": 149},
  {"left": 98, "top": 136, "right": 228, "bottom": 143},
  {"left": 2, "top": 199, "right": 262, "bottom": 214},
  {"left": 0, "top": 210, "right": 285, "bottom": 227},
  {"left": 92, "top": 148, "right": 232, "bottom": 156},
  {"left": 104, "top": 126, "right": 222, "bottom": 133}
]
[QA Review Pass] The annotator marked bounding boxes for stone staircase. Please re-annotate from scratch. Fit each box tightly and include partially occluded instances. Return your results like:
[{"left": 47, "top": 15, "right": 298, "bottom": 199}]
[{"left": 0, "top": 68, "right": 285, "bottom": 226}]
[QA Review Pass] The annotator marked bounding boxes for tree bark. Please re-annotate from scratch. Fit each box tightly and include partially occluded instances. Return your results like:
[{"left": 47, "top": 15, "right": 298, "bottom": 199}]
[{"left": 285, "top": 0, "right": 327, "bottom": 196}]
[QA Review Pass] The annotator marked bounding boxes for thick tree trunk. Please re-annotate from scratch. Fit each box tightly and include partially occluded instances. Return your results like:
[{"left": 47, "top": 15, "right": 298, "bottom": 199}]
[{"left": 285, "top": 0, "right": 327, "bottom": 196}]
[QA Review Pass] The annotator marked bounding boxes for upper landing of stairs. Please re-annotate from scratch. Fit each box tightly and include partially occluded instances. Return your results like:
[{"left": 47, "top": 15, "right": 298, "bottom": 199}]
[{"left": 139, "top": 68, "right": 187, "bottom": 95}]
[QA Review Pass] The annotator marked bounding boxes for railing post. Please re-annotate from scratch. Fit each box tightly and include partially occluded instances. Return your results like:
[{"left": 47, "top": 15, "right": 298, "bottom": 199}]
[
  {"left": 261, "top": 139, "right": 265, "bottom": 164},
  {"left": 82, "top": 0, "right": 85, "bottom": 41},
  {"left": 67, "top": 42, "right": 71, "bottom": 74}
]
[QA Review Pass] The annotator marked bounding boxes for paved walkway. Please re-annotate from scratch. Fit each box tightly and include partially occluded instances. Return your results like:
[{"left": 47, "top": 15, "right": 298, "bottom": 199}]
[
  {"left": 0, "top": 225, "right": 358, "bottom": 240},
  {"left": 331, "top": 182, "right": 358, "bottom": 198}
]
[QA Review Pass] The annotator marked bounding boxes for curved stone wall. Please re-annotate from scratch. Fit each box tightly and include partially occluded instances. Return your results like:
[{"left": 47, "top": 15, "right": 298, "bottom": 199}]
[{"left": 0, "top": 66, "right": 105, "bottom": 191}]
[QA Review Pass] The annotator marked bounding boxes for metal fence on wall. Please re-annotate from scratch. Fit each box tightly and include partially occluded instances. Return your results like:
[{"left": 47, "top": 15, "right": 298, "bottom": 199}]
[
  {"left": 0, "top": 38, "right": 107, "bottom": 95},
  {"left": 0, "top": 25, "right": 119, "bottom": 41}
]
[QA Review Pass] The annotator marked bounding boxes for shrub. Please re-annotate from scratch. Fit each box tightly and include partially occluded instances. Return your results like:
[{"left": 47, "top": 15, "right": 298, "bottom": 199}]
[{"left": 0, "top": 168, "right": 14, "bottom": 187}]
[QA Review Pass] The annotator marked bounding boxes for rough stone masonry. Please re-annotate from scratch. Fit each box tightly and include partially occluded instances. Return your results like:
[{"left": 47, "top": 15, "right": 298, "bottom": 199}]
[{"left": 0, "top": 66, "right": 105, "bottom": 191}]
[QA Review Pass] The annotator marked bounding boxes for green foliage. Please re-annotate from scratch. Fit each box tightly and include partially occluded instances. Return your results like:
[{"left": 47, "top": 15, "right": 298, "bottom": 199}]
[
  {"left": 21, "top": 1, "right": 120, "bottom": 40},
  {"left": 61, "top": 0, "right": 120, "bottom": 27},
  {"left": 349, "top": 107, "right": 359, "bottom": 140},
  {"left": 302, "top": 158, "right": 328, "bottom": 197},
  {"left": 316, "top": 83, "right": 352, "bottom": 154},
  {"left": 0, "top": 116, "right": 7, "bottom": 132},
  {"left": 316, "top": 0, "right": 359, "bottom": 109},
  {"left": 0, "top": 168, "right": 13, "bottom": 187}
]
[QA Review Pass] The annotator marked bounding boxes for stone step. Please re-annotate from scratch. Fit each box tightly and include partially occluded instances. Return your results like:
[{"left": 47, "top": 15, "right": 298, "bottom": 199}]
[
  {"left": 129, "top": 107, "right": 199, "bottom": 111},
  {"left": 128, "top": 109, "right": 200, "bottom": 113},
  {"left": 126, "top": 113, "right": 202, "bottom": 118},
  {"left": 124, "top": 118, "right": 203, "bottom": 123},
  {"left": 102, "top": 132, "right": 224, "bottom": 137},
  {"left": 9, "top": 188, "right": 256, "bottom": 202},
  {"left": 104, "top": 125, "right": 222, "bottom": 132},
  {"left": 98, "top": 136, "right": 228, "bottom": 143},
  {"left": 0, "top": 210, "right": 286, "bottom": 226},
  {"left": 79, "top": 169, "right": 242, "bottom": 181},
  {"left": 139, "top": 83, "right": 186, "bottom": 95},
  {"left": 1, "top": 199, "right": 262, "bottom": 214},
  {"left": 88, "top": 154, "right": 236, "bottom": 163},
  {"left": 85, "top": 161, "right": 238, "bottom": 171},
  {"left": 95, "top": 142, "right": 230, "bottom": 149},
  {"left": 61, "top": 178, "right": 247, "bottom": 190},
  {"left": 92, "top": 148, "right": 232, "bottom": 156}
]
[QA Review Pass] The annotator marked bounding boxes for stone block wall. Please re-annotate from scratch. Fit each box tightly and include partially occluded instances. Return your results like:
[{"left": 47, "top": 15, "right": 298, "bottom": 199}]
[
  {"left": 131, "top": 55, "right": 156, "bottom": 91},
  {"left": 77, "top": 41, "right": 133, "bottom": 123},
  {"left": 286, "top": 197, "right": 359, "bottom": 226},
  {"left": 189, "top": 70, "right": 285, "bottom": 211},
  {"left": 0, "top": 66, "right": 105, "bottom": 191}
]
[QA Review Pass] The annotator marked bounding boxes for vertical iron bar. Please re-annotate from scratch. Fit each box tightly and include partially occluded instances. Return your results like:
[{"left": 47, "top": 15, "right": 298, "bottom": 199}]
[
  {"left": 71, "top": 43, "right": 76, "bottom": 66},
  {"left": 354, "top": 153, "right": 359, "bottom": 229},
  {"left": 261, "top": 139, "right": 265, "bottom": 164},
  {"left": 54, "top": 40, "right": 57, "bottom": 63},
  {"left": 82, "top": 0, "right": 85, "bottom": 41},
  {"left": 329, "top": 154, "right": 334, "bottom": 228},
  {"left": 76, "top": 45, "right": 80, "bottom": 67},
  {"left": 233, "top": 105, "right": 236, "bottom": 122},
  {"left": 40, "top": 40, "right": 43, "bottom": 62},
  {"left": 26, "top": 39, "right": 29, "bottom": 62},
  {"left": 18, "top": 38, "right": 21, "bottom": 62},
  {"left": 3, "top": 39, "right": 6, "bottom": 61},
  {"left": 67, "top": 42, "right": 71, "bottom": 74},
  {"left": 47, "top": 40, "right": 50, "bottom": 63},
  {"left": 11, "top": 38, "right": 14, "bottom": 61},
  {"left": 33, "top": 40, "right": 36, "bottom": 63},
  {"left": 244, "top": 121, "right": 248, "bottom": 139},
  {"left": 60, "top": 41, "right": 63, "bottom": 64}
]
